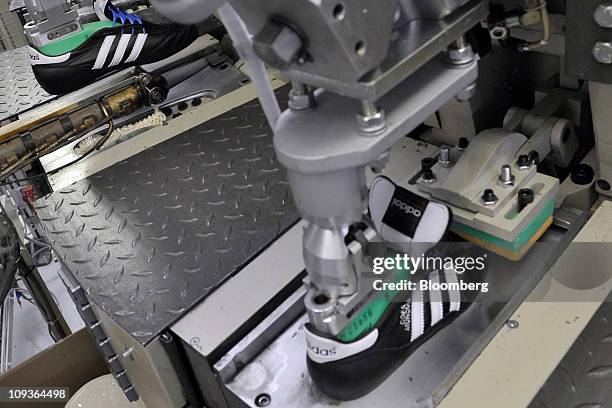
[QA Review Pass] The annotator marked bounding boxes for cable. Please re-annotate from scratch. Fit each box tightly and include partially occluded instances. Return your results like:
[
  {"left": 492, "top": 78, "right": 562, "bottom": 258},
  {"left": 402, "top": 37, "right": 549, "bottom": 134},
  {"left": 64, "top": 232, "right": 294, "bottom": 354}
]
[
  {"left": 47, "top": 115, "right": 115, "bottom": 176},
  {"left": 0, "top": 102, "right": 115, "bottom": 181}
]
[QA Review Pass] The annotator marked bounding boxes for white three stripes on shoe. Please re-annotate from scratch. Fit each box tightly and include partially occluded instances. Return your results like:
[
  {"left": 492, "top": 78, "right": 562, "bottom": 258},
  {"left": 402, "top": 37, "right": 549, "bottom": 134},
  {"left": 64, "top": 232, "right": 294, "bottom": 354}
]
[
  {"left": 429, "top": 273, "right": 444, "bottom": 326},
  {"left": 125, "top": 33, "right": 147, "bottom": 63},
  {"left": 444, "top": 268, "right": 462, "bottom": 312},
  {"left": 410, "top": 288, "right": 424, "bottom": 342},
  {"left": 410, "top": 269, "right": 463, "bottom": 342},
  {"left": 93, "top": 35, "right": 116, "bottom": 69},
  {"left": 93, "top": 33, "right": 148, "bottom": 70},
  {"left": 109, "top": 34, "right": 132, "bottom": 67}
]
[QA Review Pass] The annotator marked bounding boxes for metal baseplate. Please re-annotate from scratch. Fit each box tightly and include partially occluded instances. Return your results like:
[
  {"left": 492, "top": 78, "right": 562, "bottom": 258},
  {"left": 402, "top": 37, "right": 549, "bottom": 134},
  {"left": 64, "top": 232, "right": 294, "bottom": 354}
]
[
  {"left": 35, "top": 86, "right": 299, "bottom": 345},
  {"left": 0, "top": 47, "right": 55, "bottom": 123}
]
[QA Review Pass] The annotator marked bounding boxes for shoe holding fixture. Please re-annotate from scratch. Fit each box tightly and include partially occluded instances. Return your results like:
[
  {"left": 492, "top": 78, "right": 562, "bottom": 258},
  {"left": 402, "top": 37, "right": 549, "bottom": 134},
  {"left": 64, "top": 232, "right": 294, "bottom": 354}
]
[
  {"left": 145, "top": 0, "right": 576, "bottom": 402},
  {"left": 24, "top": 0, "right": 198, "bottom": 95}
]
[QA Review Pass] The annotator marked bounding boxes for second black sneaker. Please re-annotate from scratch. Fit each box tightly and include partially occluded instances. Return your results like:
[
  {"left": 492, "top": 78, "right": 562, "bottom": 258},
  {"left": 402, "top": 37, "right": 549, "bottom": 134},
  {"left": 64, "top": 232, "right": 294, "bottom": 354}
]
[
  {"left": 28, "top": 0, "right": 198, "bottom": 95},
  {"left": 305, "top": 177, "right": 485, "bottom": 400},
  {"left": 306, "top": 266, "right": 486, "bottom": 401}
]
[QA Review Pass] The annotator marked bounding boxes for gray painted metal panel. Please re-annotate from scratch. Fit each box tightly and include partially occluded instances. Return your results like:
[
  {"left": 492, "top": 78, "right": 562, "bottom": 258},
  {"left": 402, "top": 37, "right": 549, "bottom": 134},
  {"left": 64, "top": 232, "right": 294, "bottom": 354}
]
[{"left": 36, "top": 87, "right": 299, "bottom": 345}]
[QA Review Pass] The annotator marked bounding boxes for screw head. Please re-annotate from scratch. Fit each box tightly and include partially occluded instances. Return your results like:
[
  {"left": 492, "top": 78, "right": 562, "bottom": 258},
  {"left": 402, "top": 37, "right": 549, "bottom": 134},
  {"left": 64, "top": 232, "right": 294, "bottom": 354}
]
[
  {"left": 594, "top": 4, "right": 612, "bottom": 28},
  {"left": 598, "top": 179, "right": 611, "bottom": 191},
  {"left": 593, "top": 42, "right": 612, "bottom": 64},
  {"left": 518, "top": 189, "right": 535, "bottom": 212},
  {"left": 255, "top": 393, "right": 271, "bottom": 407},
  {"left": 421, "top": 157, "right": 436, "bottom": 170},
  {"left": 506, "top": 320, "right": 519, "bottom": 329},
  {"left": 481, "top": 189, "right": 498, "bottom": 206},
  {"left": 571, "top": 164, "right": 595, "bottom": 185},
  {"left": 517, "top": 154, "right": 531, "bottom": 169}
]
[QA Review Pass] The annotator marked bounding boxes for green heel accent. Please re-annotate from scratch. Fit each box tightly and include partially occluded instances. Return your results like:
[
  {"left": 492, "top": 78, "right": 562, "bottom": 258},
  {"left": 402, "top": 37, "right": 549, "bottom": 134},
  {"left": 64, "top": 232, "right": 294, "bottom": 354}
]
[
  {"left": 338, "top": 262, "right": 411, "bottom": 342},
  {"left": 38, "top": 21, "right": 115, "bottom": 57}
]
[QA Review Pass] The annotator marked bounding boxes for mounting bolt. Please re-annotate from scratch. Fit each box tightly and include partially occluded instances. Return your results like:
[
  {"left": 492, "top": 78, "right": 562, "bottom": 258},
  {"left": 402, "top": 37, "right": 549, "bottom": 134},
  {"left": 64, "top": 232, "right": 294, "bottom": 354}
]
[
  {"left": 571, "top": 164, "right": 594, "bottom": 185},
  {"left": 594, "top": 3, "right": 612, "bottom": 28},
  {"left": 457, "top": 137, "right": 470, "bottom": 151},
  {"left": 356, "top": 101, "right": 386, "bottom": 134},
  {"left": 448, "top": 36, "right": 475, "bottom": 65},
  {"left": 439, "top": 146, "right": 452, "bottom": 167},
  {"left": 481, "top": 189, "right": 498, "bottom": 206},
  {"left": 498, "top": 164, "right": 515, "bottom": 187},
  {"left": 593, "top": 42, "right": 612, "bottom": 64},
  {"left": 517, "top": 154, "right": 531, "bottom": 170},
  {"left": 289, "top": 81, "right": 314, "bottom": 111},
  {"left": 528, "top": 150, "right": 540, "bottom": 166},
  {"left": 518, "top": 189, "right": 535, "bottom": 212},
  {"left": 420, "top": 157, "right": 437, "bottom": 184}
]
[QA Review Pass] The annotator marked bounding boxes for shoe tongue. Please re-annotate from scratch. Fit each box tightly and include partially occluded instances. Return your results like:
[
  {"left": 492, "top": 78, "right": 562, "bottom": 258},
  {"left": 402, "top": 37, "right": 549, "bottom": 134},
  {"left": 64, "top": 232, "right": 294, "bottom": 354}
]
[{"left": 94, "top": 0, "right": 112, "bottom": 22}]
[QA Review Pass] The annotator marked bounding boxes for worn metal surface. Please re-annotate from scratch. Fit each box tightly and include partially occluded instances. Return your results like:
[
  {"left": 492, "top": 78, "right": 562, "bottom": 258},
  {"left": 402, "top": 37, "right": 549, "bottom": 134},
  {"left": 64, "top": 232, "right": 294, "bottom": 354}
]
[
  {"left": 0, "top": 46, "right": 54, "bottom": 121},
  {"left": 36, "top": 87, "right": 299, "bottom": 345}
]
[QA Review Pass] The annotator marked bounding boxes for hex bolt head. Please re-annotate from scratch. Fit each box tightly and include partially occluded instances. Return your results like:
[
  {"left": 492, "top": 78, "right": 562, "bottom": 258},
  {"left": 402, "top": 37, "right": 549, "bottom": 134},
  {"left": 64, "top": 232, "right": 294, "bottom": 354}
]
[
  {"left": 356, "top": 102, "right": 386, "bottom": 134},
  {"left": 253, "top": 20, "right": 304, "bottom": 70},
  {"left": 498, "top": 164, "right": 515, "bottom": 186},
  {"left": 594, "top": 4, "right": 612, "bottom": 28},
  {"left": 593, "top": 42, "right": 612, "bottom": 64},
  {"left": 439, "top": 146, "right": 452, "bottom": 167},
  {"left": 289, "top": 90, "right": 313, "bottom": 111},
  {"left": 517, "top": 154, "right": 531, "bottom": 169},
  {"left": 481, "top": 189, "right": 498, "bottom": 206}
]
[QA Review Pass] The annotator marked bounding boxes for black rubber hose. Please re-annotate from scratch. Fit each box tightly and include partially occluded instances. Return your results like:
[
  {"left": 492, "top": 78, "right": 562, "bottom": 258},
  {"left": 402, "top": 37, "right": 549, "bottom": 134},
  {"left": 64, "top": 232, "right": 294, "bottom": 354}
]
[{"left": 0, "top": 212, "right": 20, "bottom": 305}]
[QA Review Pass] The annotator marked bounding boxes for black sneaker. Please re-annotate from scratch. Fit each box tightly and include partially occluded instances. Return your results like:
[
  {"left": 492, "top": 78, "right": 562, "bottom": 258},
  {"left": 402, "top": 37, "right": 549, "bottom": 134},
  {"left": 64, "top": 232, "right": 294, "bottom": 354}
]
[
  {"left": 28, "top": 0, "right": 198, "bottom": 95},
  {"left": 305, "top": 266, "right": 485, "bottom": 401},
  {"left": 305, "top": 176, "right": 483, "bottom": 400}
]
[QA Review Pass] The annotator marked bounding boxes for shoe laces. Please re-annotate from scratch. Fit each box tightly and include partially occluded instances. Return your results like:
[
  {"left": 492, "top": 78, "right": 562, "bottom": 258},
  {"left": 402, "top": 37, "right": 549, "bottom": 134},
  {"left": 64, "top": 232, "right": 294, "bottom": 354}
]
[{"left": 106, "top": 3, "right": 145, "bottom": 33}]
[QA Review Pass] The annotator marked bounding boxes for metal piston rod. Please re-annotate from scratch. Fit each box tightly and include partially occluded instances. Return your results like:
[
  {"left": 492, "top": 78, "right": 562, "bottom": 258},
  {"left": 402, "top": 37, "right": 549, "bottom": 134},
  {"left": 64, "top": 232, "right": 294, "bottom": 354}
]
[{"left": 275, "top": 56, "right": 479, "bottom": 335}]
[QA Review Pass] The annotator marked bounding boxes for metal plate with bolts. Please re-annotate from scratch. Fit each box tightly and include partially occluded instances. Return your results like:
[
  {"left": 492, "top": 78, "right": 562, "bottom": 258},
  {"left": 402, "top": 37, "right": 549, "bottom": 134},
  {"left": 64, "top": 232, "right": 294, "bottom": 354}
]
[
  {"left": 282, "top": 0, "right": 489, "bottom": 101},
  {"left": 36, "top": 87, "right": 300, "bottom": 345}
]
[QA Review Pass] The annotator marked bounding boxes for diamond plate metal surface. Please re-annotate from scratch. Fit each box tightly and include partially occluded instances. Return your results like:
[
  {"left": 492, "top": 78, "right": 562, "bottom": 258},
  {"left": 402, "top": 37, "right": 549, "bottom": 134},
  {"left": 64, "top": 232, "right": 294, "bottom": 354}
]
[
  {"left": 36, "top": 87, "right": 299, "bottom": 345},
  {"left": 0, "top": 46, "right": 55, "bottom": 121}
]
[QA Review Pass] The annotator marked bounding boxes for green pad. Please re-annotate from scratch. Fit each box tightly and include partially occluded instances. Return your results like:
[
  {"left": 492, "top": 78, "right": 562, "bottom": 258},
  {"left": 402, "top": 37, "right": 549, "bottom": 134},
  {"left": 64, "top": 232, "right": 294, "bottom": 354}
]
[{"left": 452, "top": 199, "right": 555, "bottom": 254}]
